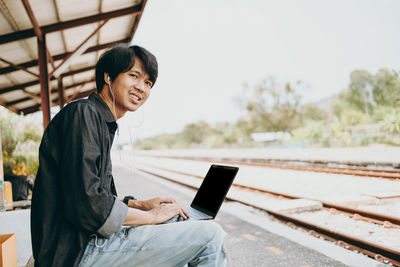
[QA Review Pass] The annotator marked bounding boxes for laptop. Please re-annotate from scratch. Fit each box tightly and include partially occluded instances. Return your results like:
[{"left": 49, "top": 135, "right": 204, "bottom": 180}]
[{"left": 164, "top": 164, "right": 239, "bottom": 223}]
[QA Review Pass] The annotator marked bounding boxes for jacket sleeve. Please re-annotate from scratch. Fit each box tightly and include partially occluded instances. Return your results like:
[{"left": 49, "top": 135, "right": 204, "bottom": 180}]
[{"left": 58, "top": 103, "right": 127, "bottom": 238}]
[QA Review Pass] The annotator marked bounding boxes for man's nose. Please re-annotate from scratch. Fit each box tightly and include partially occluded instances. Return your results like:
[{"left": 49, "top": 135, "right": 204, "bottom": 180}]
[{"left": 135, "top": 81, "right": 145, "bottom": 92}]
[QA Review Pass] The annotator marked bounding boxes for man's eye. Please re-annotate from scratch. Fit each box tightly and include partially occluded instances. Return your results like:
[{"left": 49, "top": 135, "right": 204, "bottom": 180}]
[
  {"left": 145, "top": 81, "right": 153, "bottom": 87},
  {"left": 130, "top": 74, "right": 137, "bottom": 78}
]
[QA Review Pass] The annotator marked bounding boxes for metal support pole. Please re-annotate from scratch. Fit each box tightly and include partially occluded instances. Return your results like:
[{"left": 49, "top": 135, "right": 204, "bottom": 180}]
[
  {"left": 37, "top": 33, "right": 51, "bottom": 128},
  {"left": 57, "top": 76, "right": 65, "bottom": 108},
  {"left": 0, "top": 129, "right": 5, "bottom": 211}
]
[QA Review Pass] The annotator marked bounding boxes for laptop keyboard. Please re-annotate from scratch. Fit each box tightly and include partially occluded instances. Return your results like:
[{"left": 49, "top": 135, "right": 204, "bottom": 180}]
[
  {"left": 187, "top": 207, "right": 212, "bottom": 219},
  {"left": 163, "top": 206, "right": 212, "bottom": 223}
]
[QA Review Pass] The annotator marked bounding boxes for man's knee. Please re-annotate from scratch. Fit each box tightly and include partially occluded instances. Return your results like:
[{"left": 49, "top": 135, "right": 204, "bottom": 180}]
[
  {"left": 199, "top": 221, "right": 227, "bottom": 246},
  {"left": 186, "top": 221, "right": 227, "bottom": 266}
]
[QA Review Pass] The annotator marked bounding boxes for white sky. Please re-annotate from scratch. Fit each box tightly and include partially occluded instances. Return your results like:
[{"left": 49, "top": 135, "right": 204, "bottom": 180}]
[
  {"left": 115, "top": 0, "right": 400, "bottom": 142},
  {"left": 12, "top": 0, "right": 399, "bottom": 143}
]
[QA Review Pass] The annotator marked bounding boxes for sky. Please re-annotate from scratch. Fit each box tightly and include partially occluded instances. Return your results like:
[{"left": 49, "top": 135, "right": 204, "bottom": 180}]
[
  {"left": 11, "top": 0, "right": 399, "bottom": 143},
  {"left": 113, "top": 0, "right": 400, "bottom": 143}
]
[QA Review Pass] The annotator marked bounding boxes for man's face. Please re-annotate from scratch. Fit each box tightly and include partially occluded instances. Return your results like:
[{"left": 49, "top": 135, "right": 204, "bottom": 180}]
[{"left": 110, "top": 57, "right": 152, "bottom": 116}]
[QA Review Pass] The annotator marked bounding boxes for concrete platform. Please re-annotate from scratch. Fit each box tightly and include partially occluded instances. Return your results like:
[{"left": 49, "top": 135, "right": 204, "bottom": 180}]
[
  {"left": 0, "top": 209, "right": 31, "bottom": 266},
  {"left": 113, "top": 162, "right": 385, "bottom": 267},
  {"left": 0, "top": 161, "right": 386, "bottom": 267}
]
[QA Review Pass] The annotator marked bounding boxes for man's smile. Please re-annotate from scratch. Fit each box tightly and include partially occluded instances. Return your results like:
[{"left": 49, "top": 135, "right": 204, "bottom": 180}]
[{"left": 129, "top": 90, "right": 142, "bottom": 103}]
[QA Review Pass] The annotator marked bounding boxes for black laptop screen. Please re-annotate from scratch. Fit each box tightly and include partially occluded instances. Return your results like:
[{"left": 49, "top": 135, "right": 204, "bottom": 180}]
[{"left": 191, "top": 165, "right": 238, "bottom": 215}]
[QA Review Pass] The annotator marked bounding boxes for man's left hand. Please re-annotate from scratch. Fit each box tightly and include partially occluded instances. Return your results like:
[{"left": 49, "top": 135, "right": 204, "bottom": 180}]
[{"left": 131, "top": 197, "right": 177, "bottom": 211}]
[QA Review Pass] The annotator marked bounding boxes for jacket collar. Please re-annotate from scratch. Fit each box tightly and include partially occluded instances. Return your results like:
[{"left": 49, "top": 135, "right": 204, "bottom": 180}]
[{"left": 88, "top": 92, "right": 116, "bottom": 124}]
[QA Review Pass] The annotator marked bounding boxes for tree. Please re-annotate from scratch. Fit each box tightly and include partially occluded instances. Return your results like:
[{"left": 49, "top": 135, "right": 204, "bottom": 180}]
[
  {"left": 347, "top": 70, "right": 374, "bottom": 115},
  {"left": 300, "top": 104, "right": 328, "bottom": 122},
  {"left": 330, "top": 91, "right": 350, "bottom": 119},
  {"left": 340, "top": 109, "right": 369, "bottom": 126},
  {"left": 340, "top": 68, "right": 400, "bottom": 116},
  {"left": 180, "top": 120, "right": 213, "bottom": 145},
  {"left": 239, "top": 76, "right": 302, "bottom": 134},
  {"left": 373, "top": 68, "right": 400, "bottom": 108}
]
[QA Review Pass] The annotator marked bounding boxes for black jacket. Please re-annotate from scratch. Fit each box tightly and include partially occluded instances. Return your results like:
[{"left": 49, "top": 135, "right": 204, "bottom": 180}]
[{"left": 31, "top": 93, "right": 128, "bottom": 267}]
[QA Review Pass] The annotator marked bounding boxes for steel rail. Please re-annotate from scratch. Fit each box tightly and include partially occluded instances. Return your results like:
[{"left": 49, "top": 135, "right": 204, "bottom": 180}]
[
  {"left": 140, "top": 154, "right": 400, "bottom": 179},
  {"left": 136, "top": 165, "right": 400, "bottom": 266},
  {"left": 266, "top": 211, "right": 400, "bottom": 266},
  {"left": 138, "top": 162, "right": 400, "bottom": 226}
]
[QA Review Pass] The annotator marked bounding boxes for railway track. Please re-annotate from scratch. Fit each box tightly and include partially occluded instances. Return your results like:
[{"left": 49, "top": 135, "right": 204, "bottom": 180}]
[
  {"left": 136, "top": 163, "right": 400, "bottom": 266},
  {"left": 140, "top": 154, "right": 400, "bottom": 180}
]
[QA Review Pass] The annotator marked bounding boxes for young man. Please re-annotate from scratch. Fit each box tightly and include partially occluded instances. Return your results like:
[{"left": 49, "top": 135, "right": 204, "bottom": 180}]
[{"left": 31, "top": 45, "right": 226, "bottom": 267}]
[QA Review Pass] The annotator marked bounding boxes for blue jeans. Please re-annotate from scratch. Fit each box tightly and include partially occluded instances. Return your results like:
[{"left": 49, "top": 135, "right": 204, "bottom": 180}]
[{"left": 78, "top": 220, "right": 227, "bottom": 267}]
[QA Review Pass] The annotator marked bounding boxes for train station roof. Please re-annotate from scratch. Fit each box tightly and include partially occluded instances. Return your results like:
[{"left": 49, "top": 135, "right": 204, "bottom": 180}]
[{"left": 0, "top": 0, "right": 147, "bottom": 127}]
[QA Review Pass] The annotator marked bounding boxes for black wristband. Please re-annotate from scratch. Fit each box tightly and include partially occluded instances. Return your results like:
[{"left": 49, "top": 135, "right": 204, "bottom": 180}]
[{"left": 123, "top": 196, "right": 136, "bottom": 205}]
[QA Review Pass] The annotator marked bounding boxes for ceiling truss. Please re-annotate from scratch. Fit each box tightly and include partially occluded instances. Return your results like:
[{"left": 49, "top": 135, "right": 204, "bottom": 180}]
[{"left": 0, "top": 0, "right": 147, "bottom": 128}]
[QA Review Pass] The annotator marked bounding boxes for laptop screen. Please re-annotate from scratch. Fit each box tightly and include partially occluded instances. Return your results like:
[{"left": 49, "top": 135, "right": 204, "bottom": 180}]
[{"left": 191, "top": 165, "right": 238, "bottom": 216}]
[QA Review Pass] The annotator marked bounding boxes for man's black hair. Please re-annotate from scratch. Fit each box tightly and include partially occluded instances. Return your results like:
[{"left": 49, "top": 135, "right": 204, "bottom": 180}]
[{"left": 95, "top": 44, "right": 158, "bottom": 93}]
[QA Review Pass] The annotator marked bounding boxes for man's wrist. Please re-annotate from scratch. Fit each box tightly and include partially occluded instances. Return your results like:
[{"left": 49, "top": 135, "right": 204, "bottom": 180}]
[
  {"left": 123, "top": 196, "right": 136, "bottom": 207},
  {"left": 129, "top": 199, "right": 144, "bottom": 209},
  {"left": 146, "top": 210, "right": 157, "bottom": 225}
]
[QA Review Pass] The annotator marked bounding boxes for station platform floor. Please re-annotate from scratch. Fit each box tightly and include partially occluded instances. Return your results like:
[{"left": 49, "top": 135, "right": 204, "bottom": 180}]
[
  {"left": 0, "top": 162, "right": 386, "bottom": 267},
  {"left": 112, "top": 162, "right": 385, "bottom": 267}
]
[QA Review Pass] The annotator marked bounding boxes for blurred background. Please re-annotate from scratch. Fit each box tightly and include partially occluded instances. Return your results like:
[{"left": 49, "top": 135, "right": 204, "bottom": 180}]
[
  {"left": 1, "top": 0, "right": 400, "bottom": 155},
  {"left": 127, "top": 0, "right": 400, "bottom": 150},
  {"left": 1, "top": 1, "right": 400, "bottom": 266}
]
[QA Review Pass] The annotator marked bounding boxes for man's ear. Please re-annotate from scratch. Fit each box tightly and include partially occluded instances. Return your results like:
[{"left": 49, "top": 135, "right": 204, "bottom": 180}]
[{"left": 104, "top": 73, "right": 110, "bottom": 84}]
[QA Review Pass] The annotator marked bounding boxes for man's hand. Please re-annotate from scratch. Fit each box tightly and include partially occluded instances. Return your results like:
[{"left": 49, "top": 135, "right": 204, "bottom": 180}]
[
  {"left": 149, "top": 203, "right": 189, "bottom": 224},
  {"left": 130, "top": 197, "right": 177, "bottom": 211},
  {"left": 123, "top": 199, "right": 189, "bottom": 225}
]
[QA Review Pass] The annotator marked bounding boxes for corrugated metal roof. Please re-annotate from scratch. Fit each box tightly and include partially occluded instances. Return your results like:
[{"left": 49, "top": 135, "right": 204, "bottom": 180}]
[{"left": 0, "top": 0, "right": 147, "bottom": 115}]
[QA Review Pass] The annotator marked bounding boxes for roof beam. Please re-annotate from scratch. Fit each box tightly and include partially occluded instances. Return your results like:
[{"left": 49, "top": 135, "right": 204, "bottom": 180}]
[
  {"left": 68, "top": 88, "right": 96, "bottom": 101},
  {"left": 21, "top": 0, "right": 43, "bottom": 41},
  {"left": 60, "top": 65, "right": 95, "bottom": 78},
  {"left": 66, "top": 76, "right": 95, "bottom": 103},
  {"left": 0, "top": 4, "right": 142, "bottom": 45},
  {"left": 4, "top": 78, "right": 95, "bottom": 106},
  {"left": 18, "top": 103, "right": 40, "bottom": 114},
  {"left": 0, "top": 0, "right": 36, "bottom": 59},
  {"left": 38, "top": 33, "right": 51, "bottom": 128},
  {"left": 95, "top": 0, "right": 104, "bottom": 62},
  {"left": 55, "top": 89, "right": 96, "bottom": 106},
  {"left": 50, "top": 19, "right": 109, "bottom": 77},
  {"left": 129, "top": 0, "right": 147, "bottom": 42},
  {"left": 0, "top": 80, "right": 38, "bottom": 94},
  {"left": 0, "top": 38, "right": 129, "bottom": 75},
  {"left": 0, "top": 100, "right": 17, "bottom": 113},
  {"left": 0, "top": 57, "right": 38, "bottom": 77},
  {"left": 4, "top": 89, "right": 41, "bottom": 107},
  {"left": 65, "top": 78, "right": 96, "bottom": 90},
  {"left": 22, "top": 89, "right": 41, "bottom": 102},
  {"left": 57, "top": 77, "right": 65, "bottom": 108},
  {"left": 5, "top": 96, "right": 30, "bottom": 106},
  {"left": 52, "top": 0, "right": 68, "bottom": 55},
  {"left": 20, "top": 0, "right": 56, "bottom": 69},
  {"left": 0, "top": 65, "right": 95, "bottom": 94},
  {"left": 19, "top": 88, "right": 96, "bottom": 115}
]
